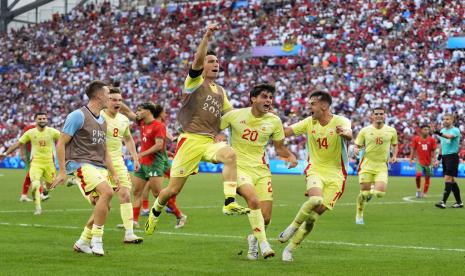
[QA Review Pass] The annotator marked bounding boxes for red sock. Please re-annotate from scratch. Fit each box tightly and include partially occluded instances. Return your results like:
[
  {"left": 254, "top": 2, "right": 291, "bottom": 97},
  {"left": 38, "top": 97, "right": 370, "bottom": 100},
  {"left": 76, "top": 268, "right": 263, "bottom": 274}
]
[
  {"left": 39, "top": 185, "right": 43, "bottom": 193},
  {"left": 133, "top": 207, "right": 141, "bottom": 222},
  {"left": 142, "top": 199, "right": 149, "bottom": 210},
  {"left": 415, "top": 173, "right": 421, "bottom": 190},
  {"left": 167, "top": 196, "right": 182, "bottom": 218},
  {"left": 22, "top": 173, "right": 31, "bottom": 195},
  {"left": 424, "top": 176, "right": 431, "bottom": 194}
]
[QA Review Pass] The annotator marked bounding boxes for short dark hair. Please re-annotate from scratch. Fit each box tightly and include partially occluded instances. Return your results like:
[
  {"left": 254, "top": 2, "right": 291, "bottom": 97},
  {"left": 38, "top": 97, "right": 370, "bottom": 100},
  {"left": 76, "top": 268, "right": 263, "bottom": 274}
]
[
  {"left": 420, "top": 124, "right": 430, "bottom": 129},
  {"left": 249, "top": 83, "right": 275, "bottom": 102},
  {"left": 372, "top": 106, "right": 385, "bottom": 113},
  {"left": 109, "top": 87, "right": 121, "bottom": 94},
  {"left": 310, "top": 90, "right": 332, "bottom": 105},
  {"left": 137, "top": 102, "right": 158, "bottom": 117},
  {"left": 206, "top": 50, "right": 217, "bottom": 56},
  {"left": 86, "top": 80, "right": 108, "bottom": 99},
  {"left": 34, "top": 112, "right": 47, "bottom": 119}
]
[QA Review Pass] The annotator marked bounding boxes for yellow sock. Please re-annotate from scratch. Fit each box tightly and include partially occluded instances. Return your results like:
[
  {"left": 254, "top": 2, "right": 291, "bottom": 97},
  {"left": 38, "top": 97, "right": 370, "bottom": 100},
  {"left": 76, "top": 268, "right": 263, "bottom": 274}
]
[
  {"left": 223, "top": 181, "right": 237, "bottom": 199},
  {"left": 120, "top": 203, "right": 133, "bottom": 230},
  {"left": 289, "top": 212, "right": 319, "bottom": 250},
  {"left": 79, "top": 226, "right": 92, "bottom": 243},
  {"left": 248, "top": 209, "right": 267, "bottom": 242},
  {"left": 291, "top": 196, "right": 322, "bottom": 228},
  {"left": 356, "top": 191, "right": 371, "bottom": 217},
  {"left": 91, "top": 224, "right": 104, "bottom": 238},
  {"left": 153, "top": 198, "right": 165, "bottom": 213},
  {"left": 31, "top": 180, "right": 41, "bottom": 208}
]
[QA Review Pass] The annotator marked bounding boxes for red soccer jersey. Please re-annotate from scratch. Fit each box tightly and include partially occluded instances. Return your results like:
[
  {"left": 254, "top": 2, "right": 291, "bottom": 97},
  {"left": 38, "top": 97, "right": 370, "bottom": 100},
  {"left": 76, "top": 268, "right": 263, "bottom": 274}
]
[
  {"left": 139, "top": 120, "right": 167, "bottom": 165},
  {"left": 23, "top": 125, "right": 35, "bottom": 152},
  {"left": 411, "top": 135, "right": 437, "bottom": 166}
]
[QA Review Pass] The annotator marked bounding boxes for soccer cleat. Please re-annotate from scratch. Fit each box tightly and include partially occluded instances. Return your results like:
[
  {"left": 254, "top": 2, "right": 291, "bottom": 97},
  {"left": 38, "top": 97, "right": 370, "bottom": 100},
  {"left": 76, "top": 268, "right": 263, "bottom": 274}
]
[
  {"left": 175, "top": 214, "right": 187, "bottom": 229},
  {"left": 40, "top": 194, "right": 50, "bottom": 201},
  {"left": 451, "top": 202, "right": 464, "bottom": 208},
  {"left": 90, "top": 240, "right": 104, "bottom": 256},
  {"left": 355, "top": 216, "right": 365, "bottom": 225},
  {"left": 34, "top": 207, "right": 42, "bottom": 215},
  {"left": 435, "top": 201, "right": 446, "bottom": 209},
  {"left": 247, "top": 234, "right": 259, "bottom": 260},
  {"left": 415, "top": 191, "right": 421, "bottom": 198},
  {"left": 165, "top": 207, "right": 174, "bottom": 214},
  {"left": 141, "top": 209, "right": 150, "bottom": 217},
  {"left": 222, "top": 202, "right": 250, "bottom": 215},
  {"left": 144, "top": 208, "right": 159, "bottom": 235},
  {"left": 259, "top": 241, "right": 275, "bottom": 259},
  {"left": 282, "top": 246, "right": 294, "bottom": 262},
  {"left": 19, "top": 195, "right": 33, "bottom": 202},
  {"left": 278, "top": 225, "right": 298, "bottom": 243},
  {"left": 73, "top": 240, "right": 92, "bottom": 254},
  {"left": 123, "top": 233, "right": 144, "bottom": 244}
]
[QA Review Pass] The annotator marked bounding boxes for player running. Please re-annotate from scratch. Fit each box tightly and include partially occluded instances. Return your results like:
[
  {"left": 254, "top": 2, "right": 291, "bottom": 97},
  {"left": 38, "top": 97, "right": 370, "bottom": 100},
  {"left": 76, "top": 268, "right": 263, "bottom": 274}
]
[
  {"left": 433, "top": 114, "right": 462, "bottom": 208},
  {"left": 145, "top": 24, "right": 249, "bottom": 235},
  {"left": 220, "top": 83, "right": 298, "bottom": 260},
  {"left": 409, "top": 124, "right": 437, "bottom": 198},
  {"left": 51, "top": 80, "right": 119, "bottom": 256},
  {"left": 100, "top": 87, "right": 143, "bottom": 243},
  {"left": 278, "top": 91, "right": 352, "bottom": 262},
  {"left": 354, "top": 107, "right": 398, "bottom": 225}
]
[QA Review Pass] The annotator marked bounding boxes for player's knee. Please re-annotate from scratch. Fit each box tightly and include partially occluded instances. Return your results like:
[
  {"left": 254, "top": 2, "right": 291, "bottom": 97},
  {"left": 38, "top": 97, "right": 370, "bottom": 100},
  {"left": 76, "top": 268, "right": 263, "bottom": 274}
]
[
  {"left": 119, "top": 191, "right": 131, "bottom": 203},
  {"left": 222, "top": 149, "right": 236, "bottom": 165},
  {"left": 416, "top": 172, "right": 422, "bottom": 177},
  {"left": 308, "top": 196, "right": 323, "bottom": 208},
  {"left": 167, "top": 186, "right": 180, "bottom": 197},
  {"left": 361, "top": 190, "right": 371, "bottom": 199},
  {"left": 246, "top": 197, "right": 260, "bottom": 210},
  {"left": 373, "top": 190, "right": 385, "bottom": 198},
  {"left": 31, "top": 180, "right": 41, "bottom": 189}
]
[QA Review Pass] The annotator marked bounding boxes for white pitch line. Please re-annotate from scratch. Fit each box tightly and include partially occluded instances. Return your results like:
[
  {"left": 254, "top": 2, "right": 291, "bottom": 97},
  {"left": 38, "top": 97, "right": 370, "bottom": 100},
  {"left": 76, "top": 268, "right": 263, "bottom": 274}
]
[{"left": 0, "top": 221, "right": 464, "bottom": 253}]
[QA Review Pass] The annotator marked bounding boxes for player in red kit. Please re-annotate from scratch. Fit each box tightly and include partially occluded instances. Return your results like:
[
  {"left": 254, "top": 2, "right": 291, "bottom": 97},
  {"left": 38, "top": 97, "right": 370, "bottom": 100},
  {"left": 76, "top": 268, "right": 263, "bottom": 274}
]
[{"left": 409, "top": 125, "right": 438, "bottom": 198}]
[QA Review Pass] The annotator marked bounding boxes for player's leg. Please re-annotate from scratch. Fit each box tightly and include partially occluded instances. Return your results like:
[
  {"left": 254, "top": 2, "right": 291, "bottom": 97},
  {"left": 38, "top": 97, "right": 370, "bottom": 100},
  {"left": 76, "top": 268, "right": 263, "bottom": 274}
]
[
  {"left": 141, "top": 182, "right": 150, "bottom": 216},
  {"left": 74, "top": 214, "right": 94, "bottom": 254},
  {"left": 28, "top": 164, "right": 43, "bottom": 214},
  {"left": 131, "top": 170, "right": 148, "bottom": 226},
  {"left": 437, "top": 155, "right": 454, "bottom": 208},
  {"left": 20, "top": 172, "right": 32, "bottom": 202},
  {"left": 162, "top": 165, "right": 186, "bottom": 228},
  {"left": 89, "top": 180, "right": 113, "bottom": 256},
  {"left": 423, "top": 166, "right": 433, "bottom": 197},
  {"left": 415, "top": 163, "right": 422, "bottom": 198},
  {"left": 448, "top": 154, "right": 462, "bottom": 207},
  {"left": 356, "top": 172, "right": 375, "bottom": 224}
]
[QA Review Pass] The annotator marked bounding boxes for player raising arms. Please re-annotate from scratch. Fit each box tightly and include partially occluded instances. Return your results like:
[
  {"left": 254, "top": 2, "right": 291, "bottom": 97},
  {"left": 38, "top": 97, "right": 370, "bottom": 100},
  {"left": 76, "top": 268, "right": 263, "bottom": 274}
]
[
  {"left": 220, "top": 83, "right": 298, "bottom": 260},
  {"left": 51, "top": 80, "right": 119, "bottom": 256},
  {"left": 145, "top": 24, "right": 249, "bottom": 235},
  {"left": 409, "top": 125, "right": 437, "bottom": 198},
  {"left": 354, "top": 107, "right": 398, "bottom": 225},
  {"left": 1, "top": 113, "right": 59, "bottom": 214},
  {"left": 100, "top": 87, "right": 143, "bottom": 243},
  {"left": 278, "top": 91, "right": 352, "bottom": 262}
]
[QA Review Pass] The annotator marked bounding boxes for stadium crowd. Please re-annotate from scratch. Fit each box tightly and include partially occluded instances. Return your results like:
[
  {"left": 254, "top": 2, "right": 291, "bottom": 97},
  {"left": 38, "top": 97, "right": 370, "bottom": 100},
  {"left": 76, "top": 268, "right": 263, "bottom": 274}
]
[{"left": 1, "top": 0, "right": 464, "bottom": 160}]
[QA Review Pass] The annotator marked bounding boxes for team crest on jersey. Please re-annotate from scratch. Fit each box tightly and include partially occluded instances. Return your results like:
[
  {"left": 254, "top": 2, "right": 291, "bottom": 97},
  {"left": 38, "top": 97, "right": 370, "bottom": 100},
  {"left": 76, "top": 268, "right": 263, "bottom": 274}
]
[
  {"left": 240, "top": 120, "right": 246, "bottom": 124},
  {"left": 329, "top": 130, "right": 334, "bottom": 136},
  {"left": 179, "top": 167, "right": 185, "bottom": 175}
]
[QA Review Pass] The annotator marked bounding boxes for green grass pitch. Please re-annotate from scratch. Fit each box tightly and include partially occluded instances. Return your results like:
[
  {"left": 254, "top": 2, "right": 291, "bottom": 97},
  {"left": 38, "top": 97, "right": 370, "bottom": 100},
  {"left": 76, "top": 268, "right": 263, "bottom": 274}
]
[{"left": 0, "top": 168, "right": 463, "bottom": 275}]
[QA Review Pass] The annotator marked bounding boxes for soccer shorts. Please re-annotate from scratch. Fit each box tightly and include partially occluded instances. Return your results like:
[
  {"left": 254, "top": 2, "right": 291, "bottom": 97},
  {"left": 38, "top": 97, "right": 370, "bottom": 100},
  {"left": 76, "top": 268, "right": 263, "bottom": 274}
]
[
  {"left": 170, "top": 133, "right": 228, "bottom": 177},
  {"left": 306, "top": 172, "right": 345, "bottom": 210},
  {"left": 442, "top": 153, "right": 459, "bottom": 177},
  {"left": 359, "top": 169, "right": 388, "bottom": 184},
  {"left": 109, "top": 158, "right": 132, "bottom": 189},
  {"left": 133, "top": 159, "right": 170, "bottom": 181},
  {"left": 29, "top": 162, "right": 56, "bottom": 184},
  {"left": 237, "top": 167, "right": 272, "bottom": 201},
  {"left": 416, "top": 163, "right": 433, "bottom": 176},
  {"left": 74, "top": 163, "right": 110, "bottom": 201}
]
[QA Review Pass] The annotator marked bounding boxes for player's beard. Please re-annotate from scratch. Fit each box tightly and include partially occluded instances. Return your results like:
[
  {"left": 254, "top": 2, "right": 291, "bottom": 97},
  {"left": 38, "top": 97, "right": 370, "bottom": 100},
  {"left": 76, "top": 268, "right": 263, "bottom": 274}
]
[{"left": 38, "top": 123, "right": 47, "bottom": 128}]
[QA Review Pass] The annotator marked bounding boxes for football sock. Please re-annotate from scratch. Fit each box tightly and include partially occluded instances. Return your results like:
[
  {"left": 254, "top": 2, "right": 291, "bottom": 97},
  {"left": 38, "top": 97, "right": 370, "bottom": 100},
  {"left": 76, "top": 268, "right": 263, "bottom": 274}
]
[
  {"left": 120, "top": 203, "right": 133, "bottom": 231},
  {"left": 415, "top": 173, "right": 421, "bottom": 190},
  {"left": 79, "top": 226, "right": 92, "bottom": 243},
  {"left": 142, "top": 199, "right": 149, "bottom": 210},
  {"left": 442, "top": 182, "right": 453, "bottom": 203},
  {"left": 167, "top": 196, "right": 182, "bottom": 218},
  {"left": 291, "top": 196, "right": 322, "bottom": 229},
  {"left": 31, "top": 180, "right": 41, "bottom": 208},
  {"left": 39, "top": 185, "right": 43, "bottom": 194},
  {"left": 373, "top": 190, "right": 385, "bottom": 198},
  {"left": 451, "top": 182, "right": 462, "bottom": 203},
  {"left": 288, "top": 211, "right": 319, "bottom": 250},
  {"left": 424, "top": 176, "right": 431, "bottom": 194},
  {"left": 91, "top": 224, "right": 104, "bottom": 243},
  {"left": 22, "top": 174, "right": 31, "bottom": 195},
  {"left": 356, "top": 190, "right": 371, "bottom": 217},
  {"left": 223, "top": 181, "right": 237, "bottom": 205},
  {"left": 152, "top": 198, "right": 164, "bottom": 217},
  {"left": 248, "top": 209, "right": 266, "bottom": 243},
  {"left": 133, "top": 207, "right": 140, "bottom": 223}
]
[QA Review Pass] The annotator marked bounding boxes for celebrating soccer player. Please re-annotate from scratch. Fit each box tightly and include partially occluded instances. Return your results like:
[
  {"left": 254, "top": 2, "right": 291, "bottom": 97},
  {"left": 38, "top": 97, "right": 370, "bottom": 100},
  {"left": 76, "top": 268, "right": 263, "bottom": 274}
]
[
  {"left": 278, "top": 91, "right": 352, "bottom": 262},
  {"left": 433, "top": 114, "right": 462, "bottom": 208},
  {"left": 51, "top": 80, "right": 119, "bottom": 256},
  {"left": 100, "top": 87, "right": 143, "bottom": 243},
  {"left": 409, "top": 125, "right": 437, "bottom": 198},
  {"left": 354, "top": 107, "right": 398, "bottom": 225},
  {"left": 145, "top": 24, "right": 249, "bottom": 235},
  {"left": 220, "top": 83, "right": 298, "bottom": 260}
]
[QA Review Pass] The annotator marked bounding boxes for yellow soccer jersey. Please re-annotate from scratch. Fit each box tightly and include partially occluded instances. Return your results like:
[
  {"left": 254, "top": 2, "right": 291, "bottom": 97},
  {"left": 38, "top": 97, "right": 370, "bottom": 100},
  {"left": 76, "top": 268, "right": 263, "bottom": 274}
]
[
  {"left": 18, "top": 127, "right": 60, "bottom": 163},
  {"left": 184, "top": 74, "right": 232, "bottom": 112},
  {"left": 355, "top": 125, "right": 398, "bottom": 172},
  {"left": 291, "top": 115, "right": 351, "bottom": 177},
  {"left": 101, "top": 110, "right": 130, "bottom": 160},
  {"left": 220, "top": 107, "right": 285, "bottom": 170}
]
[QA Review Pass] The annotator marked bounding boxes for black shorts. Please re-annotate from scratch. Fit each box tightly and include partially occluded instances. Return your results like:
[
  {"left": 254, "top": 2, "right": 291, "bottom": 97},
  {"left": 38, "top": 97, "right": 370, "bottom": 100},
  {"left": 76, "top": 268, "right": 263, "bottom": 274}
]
[{"left": 442, "top": 153, "right": 459, "bottom": 177}]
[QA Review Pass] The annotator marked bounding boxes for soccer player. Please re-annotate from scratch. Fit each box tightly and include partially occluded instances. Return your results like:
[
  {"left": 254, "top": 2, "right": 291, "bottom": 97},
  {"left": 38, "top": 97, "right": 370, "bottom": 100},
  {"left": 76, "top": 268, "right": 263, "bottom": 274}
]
[
  {"left": 278, "top": 91, "right": 352, "bottom": 262},
  {"left": 100, "top": 87, "right": 143, "bottom": 243},
  {"left": 145, "top": 24, "right": 249, "bottom": 235},
  {"left": 122, "top": 102, "right": 187, "bottom": 229},
  {"left": 220, "top": 83, "right": 298, "bottom": 260},
  {"left": 51, "top": 80, "right": 119, "bottom": 256},
  {"left": 354, "top": 107, "right": 398, "bottom": 225},
  {"left": 1, "top": 113, "right": 59, "bottom": 214},
  {"left": 433, "top": 114, "right": 462, "bottom": 208},
  {"left": 409, "top": 125, "right": 437, "bottom": 198}
]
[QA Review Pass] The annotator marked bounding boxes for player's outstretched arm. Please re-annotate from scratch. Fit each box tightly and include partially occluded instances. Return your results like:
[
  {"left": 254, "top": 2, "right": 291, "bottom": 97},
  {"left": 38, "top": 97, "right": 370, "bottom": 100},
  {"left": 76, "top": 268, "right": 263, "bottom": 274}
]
[
  {"left": 120, "top": 103, "right": 138, "bottom": 122},
  {"left": 284, "top": 127, "right": 295, "bottom": 137},
  {"left": 123, "top": 132, "right": 140, "bottom": 172},
  {"left": 273, "top": 140, "right": 298, "bottom": 168},
  {"left": 192, "top": 24, "right": 219, "bottom": 71},
  {"left": 51, "top": 134, "right": 72, "bottom": 189}
]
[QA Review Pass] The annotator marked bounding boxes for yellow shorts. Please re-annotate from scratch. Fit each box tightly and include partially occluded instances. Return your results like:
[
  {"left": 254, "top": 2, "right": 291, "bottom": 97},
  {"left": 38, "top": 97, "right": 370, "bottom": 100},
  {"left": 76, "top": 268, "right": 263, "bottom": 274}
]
[
  {"left": 358, "top": 170, "right": 388, "bottom": 184},
  {"left": 74, "top": 164, "right": 110, "bottom": 201},
  {"left": 109, "top": 158, "right": 132, "bottom": 189},
  {"left": 306, "top": 173, "right": 346, "bottom": 210},
  {"left": 29, "top": 162, "right": 56, "bottom": 184},
  {"left": 237, "top": 168, "right": 272, "bottom": 201},
  {"left": 171, "top": 133, "right": 228, "bottom": 177}
]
